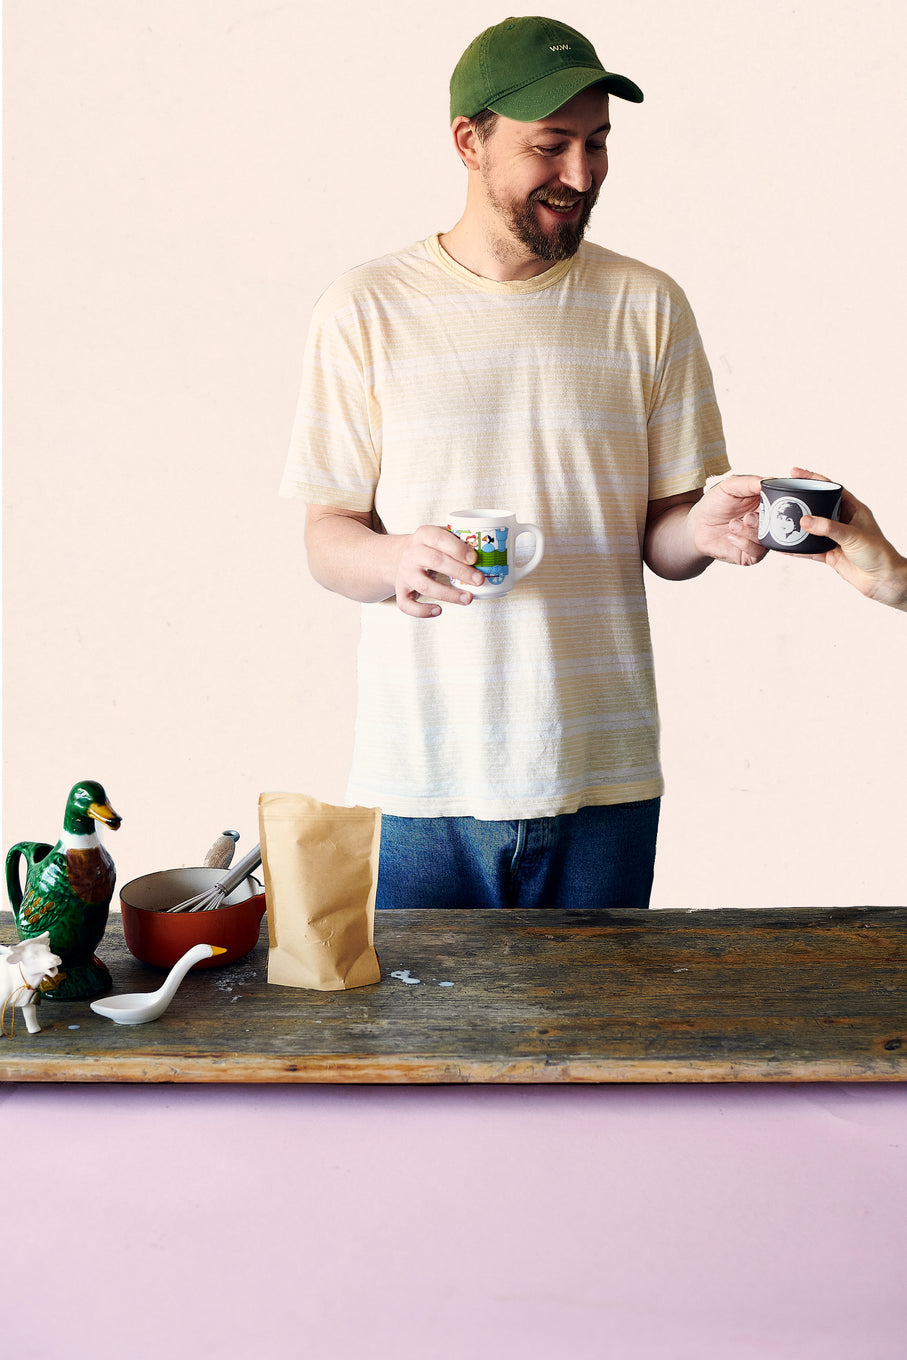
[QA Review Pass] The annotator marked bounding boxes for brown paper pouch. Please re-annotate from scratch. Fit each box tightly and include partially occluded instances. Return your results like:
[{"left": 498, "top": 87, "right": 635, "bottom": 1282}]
[{"left": 259, "top": 792, "right": 381, "bottom": 991}]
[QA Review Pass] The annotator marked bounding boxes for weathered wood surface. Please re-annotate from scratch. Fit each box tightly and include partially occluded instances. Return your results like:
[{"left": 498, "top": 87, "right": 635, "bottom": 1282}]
[{"left": 1, "top": 907, "right": 905, "bottom": 1083}]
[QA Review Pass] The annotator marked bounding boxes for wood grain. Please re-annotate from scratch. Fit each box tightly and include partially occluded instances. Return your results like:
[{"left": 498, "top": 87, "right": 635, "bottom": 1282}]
[{"left": 2, "top": 906, "right": 904, "bottom": 1083}]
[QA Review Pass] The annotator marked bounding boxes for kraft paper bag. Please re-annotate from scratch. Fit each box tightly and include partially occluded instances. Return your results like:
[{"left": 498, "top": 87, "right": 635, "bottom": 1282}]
[{"left": 259, "top": 792, "right": 381, "bottom": 991}]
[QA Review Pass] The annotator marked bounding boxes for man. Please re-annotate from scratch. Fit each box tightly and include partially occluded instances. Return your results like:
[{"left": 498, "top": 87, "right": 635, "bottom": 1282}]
[{"left": 282, "top": 16, "right": 765, "bottom": 910}]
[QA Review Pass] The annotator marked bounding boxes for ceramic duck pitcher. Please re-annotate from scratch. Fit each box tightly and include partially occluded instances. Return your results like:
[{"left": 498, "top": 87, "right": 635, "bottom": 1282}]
[{"left": 5, "top": 780, "right": 122, "bottom": 1001}]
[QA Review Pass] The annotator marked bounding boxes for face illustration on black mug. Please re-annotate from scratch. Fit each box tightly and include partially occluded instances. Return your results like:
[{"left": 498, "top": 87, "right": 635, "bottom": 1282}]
[
  {"left": 446, "top": 509, "right": 545, "bottom": 599},
  {"left": 758, "top": 478, "right": 843, "bottom": 553}
]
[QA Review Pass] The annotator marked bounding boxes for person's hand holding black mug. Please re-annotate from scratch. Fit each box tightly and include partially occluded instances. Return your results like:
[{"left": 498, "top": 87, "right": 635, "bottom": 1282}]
[{"left": 783, "top": 466, "right": 907, "bottom": 611}]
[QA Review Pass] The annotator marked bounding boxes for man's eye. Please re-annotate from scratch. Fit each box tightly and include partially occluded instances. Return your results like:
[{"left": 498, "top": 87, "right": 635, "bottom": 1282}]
[{"left": 534, "top": 141, "right": 607, "bottom": 155}]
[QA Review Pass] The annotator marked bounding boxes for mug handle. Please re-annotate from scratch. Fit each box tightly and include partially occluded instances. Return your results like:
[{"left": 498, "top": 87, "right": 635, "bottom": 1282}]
[{"left": 511, "top": 524, "right": 545, "bottom": 582}]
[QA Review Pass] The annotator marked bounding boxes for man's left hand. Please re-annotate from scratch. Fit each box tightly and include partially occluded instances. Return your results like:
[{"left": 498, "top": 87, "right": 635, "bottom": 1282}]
[{"left": 690, "top": 474, "right": 766, "bottom": 567}]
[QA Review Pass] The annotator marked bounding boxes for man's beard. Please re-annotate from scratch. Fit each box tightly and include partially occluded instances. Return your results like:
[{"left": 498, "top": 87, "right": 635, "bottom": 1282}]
[{"left": 486, "top": 180, "right": 598, "bottom": 262}]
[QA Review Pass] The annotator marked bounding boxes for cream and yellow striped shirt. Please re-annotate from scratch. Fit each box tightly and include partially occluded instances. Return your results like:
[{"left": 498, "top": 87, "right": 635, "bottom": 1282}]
[{"left": 283, "top": 235, "right": 729, "bottom": 818}]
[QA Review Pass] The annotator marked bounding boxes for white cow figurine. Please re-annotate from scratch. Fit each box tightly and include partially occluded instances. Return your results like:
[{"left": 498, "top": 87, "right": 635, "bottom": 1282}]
[{"left": 1, "top": 933, "right": 62, "bottom": 1036}]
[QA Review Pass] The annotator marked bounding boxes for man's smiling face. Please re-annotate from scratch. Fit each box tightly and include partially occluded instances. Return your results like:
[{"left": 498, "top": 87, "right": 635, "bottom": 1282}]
[{"left": 475, "top": 86, "right": 611, "bottom": 263}]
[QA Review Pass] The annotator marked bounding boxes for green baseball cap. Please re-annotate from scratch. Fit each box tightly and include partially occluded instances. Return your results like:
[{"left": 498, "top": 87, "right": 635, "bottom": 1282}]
[{"left": 450, "top": 16, "right": 643, "bottom": 123}]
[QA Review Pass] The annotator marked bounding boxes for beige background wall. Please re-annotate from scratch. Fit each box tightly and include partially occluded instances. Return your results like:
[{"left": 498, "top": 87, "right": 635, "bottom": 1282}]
[{"left": 4, "top": 0, "right": 905, "bottom": 907}]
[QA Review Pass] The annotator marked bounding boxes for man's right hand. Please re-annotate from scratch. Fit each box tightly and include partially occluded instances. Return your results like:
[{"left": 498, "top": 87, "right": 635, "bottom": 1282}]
[
  {"left": 304, "top": 505, "right": 487, "bottom": 618},
  {"left": 391, "top": 524, "right": 486, "bottom": 617}
]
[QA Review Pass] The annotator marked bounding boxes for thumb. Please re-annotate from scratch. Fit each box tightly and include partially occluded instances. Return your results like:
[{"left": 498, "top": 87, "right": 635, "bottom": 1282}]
[{"left": 800, "top": 513, "right": 851, "bottom": 547}]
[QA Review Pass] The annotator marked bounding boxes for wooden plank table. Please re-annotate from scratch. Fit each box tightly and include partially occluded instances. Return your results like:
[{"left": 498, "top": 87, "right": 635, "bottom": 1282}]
[{"left": 2, "top": 906, "right": 905, "bottom": 1083}]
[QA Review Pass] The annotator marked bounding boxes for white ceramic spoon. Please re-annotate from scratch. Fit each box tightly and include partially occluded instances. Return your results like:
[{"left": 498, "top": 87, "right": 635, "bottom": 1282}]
[{"left": 90, "top": 943, "right": 226, "bottom": 1024}]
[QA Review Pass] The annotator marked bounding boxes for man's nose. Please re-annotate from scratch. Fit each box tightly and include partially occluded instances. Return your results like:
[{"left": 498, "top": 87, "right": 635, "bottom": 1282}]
[{"left": 558, "top": 148, "right": 594, "bottom": 193}]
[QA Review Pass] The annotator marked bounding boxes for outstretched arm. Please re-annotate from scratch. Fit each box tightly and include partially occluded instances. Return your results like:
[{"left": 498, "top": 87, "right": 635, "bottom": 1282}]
[{"left": 643, "top": 475, "right": 766, "bottom": 580}]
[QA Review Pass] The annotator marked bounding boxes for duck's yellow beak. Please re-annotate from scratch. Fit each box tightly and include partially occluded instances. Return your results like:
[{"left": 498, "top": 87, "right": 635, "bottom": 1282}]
[
  {"left": 210, "top": 946, "right": 228, "bottom": 956},
  {"left": 89, "top": 801, "right": 122, "bottom": 831}
]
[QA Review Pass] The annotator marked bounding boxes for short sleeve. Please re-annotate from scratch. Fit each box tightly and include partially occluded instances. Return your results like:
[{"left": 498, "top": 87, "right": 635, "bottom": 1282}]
[
  {"left": 645, "top": 285, "right": 729, "bottom": 500},
  {"left": 280, "top": 285, "right": 381, "bottom": 511}
]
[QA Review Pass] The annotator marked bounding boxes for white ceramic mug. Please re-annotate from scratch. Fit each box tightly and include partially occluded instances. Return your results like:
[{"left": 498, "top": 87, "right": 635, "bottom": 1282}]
[{"left": 446, "top": 508, "right": 545, "bottom": 599}]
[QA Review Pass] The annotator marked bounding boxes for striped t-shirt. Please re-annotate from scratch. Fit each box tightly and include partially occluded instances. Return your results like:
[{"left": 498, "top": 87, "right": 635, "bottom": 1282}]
[{"left": 282, "top": 235, "right": 729, "bottom": 818}]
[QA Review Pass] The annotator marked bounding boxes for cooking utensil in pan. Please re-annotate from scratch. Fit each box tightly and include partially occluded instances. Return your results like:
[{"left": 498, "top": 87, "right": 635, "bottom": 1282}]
[
  {"left": 166, "top": 843, "right": 262, "bottom": 913},
  {"left": 203, "top": 830, "right": 240, "bottom": 869}
]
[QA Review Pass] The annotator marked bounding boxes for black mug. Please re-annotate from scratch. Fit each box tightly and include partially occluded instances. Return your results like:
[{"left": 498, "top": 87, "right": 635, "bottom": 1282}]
[{"left": 758, "top": 477, "right": 843, "bottom": 554}]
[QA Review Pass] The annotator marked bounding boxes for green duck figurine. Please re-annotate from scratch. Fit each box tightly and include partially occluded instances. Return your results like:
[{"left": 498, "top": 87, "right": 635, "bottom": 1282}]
[{"left": 6, "top": 780, "right": 122, "bottom": 1001}]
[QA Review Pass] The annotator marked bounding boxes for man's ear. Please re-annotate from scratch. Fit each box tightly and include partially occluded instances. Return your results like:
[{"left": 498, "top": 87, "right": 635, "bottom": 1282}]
[{"left": 451, "top": 116, "right": 483, "bottom": 170}]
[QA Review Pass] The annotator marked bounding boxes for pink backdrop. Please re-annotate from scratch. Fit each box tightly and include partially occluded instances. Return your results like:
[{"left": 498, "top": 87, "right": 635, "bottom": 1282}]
[{"left": 4, "top": 1082, "right": 906, "bottom": 1357}]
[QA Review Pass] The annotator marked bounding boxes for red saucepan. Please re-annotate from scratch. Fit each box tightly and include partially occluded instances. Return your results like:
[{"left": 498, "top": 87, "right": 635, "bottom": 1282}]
[{"left": 120, "top": 866, "right": 266, "bottom": 969}]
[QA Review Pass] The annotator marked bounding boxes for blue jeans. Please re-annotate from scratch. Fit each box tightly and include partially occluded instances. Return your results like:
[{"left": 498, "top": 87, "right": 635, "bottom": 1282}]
[{"left": 376, "top": 800, "right": 660, "bottom": 911}]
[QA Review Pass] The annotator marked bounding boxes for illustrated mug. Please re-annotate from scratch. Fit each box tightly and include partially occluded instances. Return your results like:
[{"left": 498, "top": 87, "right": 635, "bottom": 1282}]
[
  {"left": 758, "top": 477, "right": 843, "bottom": 554},
  {"left": 446, "top": 509, "right": 545, "bottom": 599}
]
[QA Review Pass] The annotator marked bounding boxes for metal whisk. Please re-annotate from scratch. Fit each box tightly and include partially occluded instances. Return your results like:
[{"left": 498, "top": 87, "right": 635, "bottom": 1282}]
[{"left": 165, "top": 843, "right": 262, "bottom": 913}]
